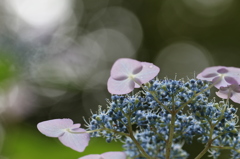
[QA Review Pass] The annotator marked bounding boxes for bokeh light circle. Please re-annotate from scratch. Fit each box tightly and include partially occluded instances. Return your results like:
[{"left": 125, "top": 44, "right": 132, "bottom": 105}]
[{"left": 154, "top": 41, "right": 213, "bottom": 79}]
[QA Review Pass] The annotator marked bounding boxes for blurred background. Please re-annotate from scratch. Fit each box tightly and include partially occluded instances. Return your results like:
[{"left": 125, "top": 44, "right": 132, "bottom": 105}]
[{"left": 0, "top": 0, "right": 239, "bottom": 158}]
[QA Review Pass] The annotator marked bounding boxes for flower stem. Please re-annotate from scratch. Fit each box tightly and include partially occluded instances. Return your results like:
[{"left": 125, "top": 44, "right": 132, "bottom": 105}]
[
  {"left": 126, "top": 116, "right": 153, "bottom": 159},
  {"left": 195, "top": 119, "right": 214, "bottom": 159},
  {"left": 194, "top": 142, "right": 211, "bottom": 159},
  {"left": 129, "top": 133, "right": 153, "bottom": 159},
  {"left": 135, "top": 80, "right": 171, "bottom": 112},
  {"left": 149, "top": 90, "right": 171, "bottom": 112},
  {"left": 165, "top": 111, "right": 176, "bottom": 159},
  {"left": 68, "top": 128, "right": 130, "bottom": 137},
  {"left": 210, "top": 146, "right": 233, "bottom": 150},
  {"left": 226, "top": 87, "right": 231, "bottom": 106},
  {"left": 176, "top": 82, "right": 216, "bottom": 113}
]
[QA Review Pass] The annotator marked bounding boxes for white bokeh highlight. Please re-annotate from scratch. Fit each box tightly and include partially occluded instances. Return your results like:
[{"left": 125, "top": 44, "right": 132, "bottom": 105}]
[
  {"left": 88, "top": 7, "right": 143, "bottom": 51},
  {"left": 155, "top": 41, "right": 213, "bottom": 79},
  {"left": 4, "top": 0, "right": 75, "bottom": 27},
  {"left": 182, "top": 0, "right": 234, "bottom": 17}
]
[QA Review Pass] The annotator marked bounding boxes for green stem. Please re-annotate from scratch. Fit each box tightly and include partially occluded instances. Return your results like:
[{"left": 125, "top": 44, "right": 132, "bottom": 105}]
[
  {"left": 194, "top": 141, "right": 212, "bottom": 159},
  {"left": 134, "top": 80, "right": 171, "bottom": 112},
  {"left": 176, "top": 82, "right": 216, "bottom": 113},
  {"left": 68, "top": 128, "right": 130, "bottom": 137},
  {"left": 70, "top": 119, "right": 152, "bottom": 158},
  {"left": 165, "top": 111, "right": 176, "bottom": 159},
  {"left": 195, "top": 118, "right": 214, "bottom": 159},
  {"left": 67, "top": 128, "right": 103, "bottom": 134},
  {"left": 195, "top": 97, "right": 230, "bottom": 159},
  {"left": 149, "top": 90, "right": 171, "bottom": 112},
  {"left": 212, "top": 104, "right": 227, "bottom": 128},
  {"left": 129, "top": 133, "right": 153, "bottom": 159},
  {"left": 211, "top": 146, "right": 240, "bottom": 153},
  {"left": 210, "top": 146, "right": 233, "bottom": 150},
  {"left": 118, "top": 104, "right": 152, "bottom": 158},
  {"left": 126, "top": 116, "right": 153, "bottom": 159},
  {"left": 226, "top": 87, "right": 231, "bottom": 106}
]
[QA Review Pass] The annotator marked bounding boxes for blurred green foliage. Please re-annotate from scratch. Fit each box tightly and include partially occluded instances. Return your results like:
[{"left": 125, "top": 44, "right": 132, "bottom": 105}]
[
  {"left": 2, "top": 124, "right": 123, "bottom": 159},
  {"left": 0, "top": 52, "right": 18, "bottom": 90}
]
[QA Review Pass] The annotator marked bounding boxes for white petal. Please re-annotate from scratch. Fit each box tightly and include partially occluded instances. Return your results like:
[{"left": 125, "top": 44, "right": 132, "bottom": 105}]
[
  {"left": 213, "top": 76, "right": 230, "bottom": 89},
  {"left": 101, "top": 152, "right": 126, "bottom": 159},
  {"left": 37, "top": 119, "right": 74, "bottom": 137},
  {"left": 134, "top": 62, "right": 160, "bottom": 84},
  {"left": 110, "top": 58, "right": 142, "bottom": 80},
  {"left": 197, "top": 66, "right": 223, "bottom": 81},
  {"left": 59, "top": 128, "right": 90, "bottom": 152},
  {"left": 78, "top": 154, "right": 101, "bottom": 159},
  {"left": 216, "top": 87, "right": 230, "bottom": 99},
  {"left": 107, "top": 77, "right": 134, "bottom": 94},
  {"left": 231, "top": 91, "right": 240, "bottom": 104}
]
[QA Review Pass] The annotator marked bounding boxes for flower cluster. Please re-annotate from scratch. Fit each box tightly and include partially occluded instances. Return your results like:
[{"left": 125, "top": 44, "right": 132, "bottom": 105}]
[{"left": 37, "top": 58, "right": 240, "bottom": 159}]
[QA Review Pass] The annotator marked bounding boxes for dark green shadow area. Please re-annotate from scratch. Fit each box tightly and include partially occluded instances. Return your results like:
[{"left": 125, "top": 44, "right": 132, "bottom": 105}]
[
  {"left": 183, "top": 138, "right": 231, "bottom": 159},
  {"left": 2, "top": 124, "right": 123, "bottom": 159}
]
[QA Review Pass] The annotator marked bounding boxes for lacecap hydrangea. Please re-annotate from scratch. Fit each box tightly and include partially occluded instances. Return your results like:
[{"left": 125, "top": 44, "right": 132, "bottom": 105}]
[{"left": 37, "top": 58, "right": 240, "bottom": 159}]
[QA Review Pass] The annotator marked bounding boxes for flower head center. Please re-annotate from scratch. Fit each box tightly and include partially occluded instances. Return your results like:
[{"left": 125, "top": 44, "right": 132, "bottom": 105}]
[
  {"left": 219, "top": 74, "right": 225, "bottom": 78},
  {"left": 65, "top": 128, "right": 71, "bottom": 133},
  {"left": 129, "top": 74, "right": 135, "bottom": 80}
]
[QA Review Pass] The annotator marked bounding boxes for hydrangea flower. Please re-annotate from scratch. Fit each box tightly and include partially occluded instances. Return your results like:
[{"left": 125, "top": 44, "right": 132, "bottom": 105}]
[
  {"left": 196, "top": 66, "right": 240, "bottom": 88},
  {"left": 36, "top": 58, "right": 240, "bottom": 159},
  {"left": 216, "top": 84, "right": 240, "bottom": 104},
  {"left": 79, "top": 152, "right": 126, "bottom": 159},
  {"left": 37, "top": 119, "right": 90, "bottom": 152},
  {"left": 107, "top": 58, "right": 160, "bottom": 94}
]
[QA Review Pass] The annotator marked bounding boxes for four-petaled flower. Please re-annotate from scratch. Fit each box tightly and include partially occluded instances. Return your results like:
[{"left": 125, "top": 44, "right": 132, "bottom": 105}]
[
  {"left": 107, "top": 58, "right": 160, "bottom": 94},
  {"left": 197, "top": 66, "right": 240, "bottom": 88},
  {"left": 79, "top": 151, "right": 126, "bottom": 159},
  {"left": 37, "top": 119, "right": 90, "bottom": 152},
  {"left": 216, "top": 84, "right": 240, "bottom": 104}
]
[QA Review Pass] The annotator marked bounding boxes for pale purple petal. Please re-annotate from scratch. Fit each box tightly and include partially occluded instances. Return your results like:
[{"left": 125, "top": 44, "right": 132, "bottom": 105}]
[
  {"left": 217, "top": 68, "right": 228, "bottom": 74},
  {"left": 107, "top": 77, "right": 135, "bottom": 94},
  {"left": 197, "top": 66, "right": 223, "bottom": 81},
  {"left": 231, "top": 84, "right": 240, "bottom": 93},
  {"left": 225, "top": 67, "right": 240, "bottom": 75},
  {"left": 101, "top": 152, "right": 127, "bottom": 159},
  {"left": 216, "top": 85, "right": 240, "bottom": 104},
  {"left": 108, "top": 59, "right": 160, "bottom": 94},
  {"left": 230, "top": 91, "right": 240, "bottom": 104},
  {"left": 59, "top": 128, "right": 90, "bottom": 152},
  {"left": 201, "top": 73, "right": 218, "bottom": 78},
  {"left": 213, "top": 76, "right": 230, "bottom": 89},
  {"left": 224, "top": 76, "right": 239, "bottom": 85},
  {"left": 71, "top": 124, "right": 81, "bottom": 129},
  {"left": 132, "top": 77, "right": 142, "bottom": 88},
  {"left": 225, "top": 67, "right": 240, "bottom": 83},
  {"left": 197, "top": 66, "right": 240, "bottom": 88},
  {"left": 216, "top": 87, "right": 231, "bottom": 99},
  {"left": 213, "top": 76, "right": 239, "bottom": 89},
  {"left": 134, "top": 62, "right": 160, "bottom": 84},
  {"left": 78, "top": 154, "right": 101, "bottom": 159},
  {"left": 134, "top": 79, "right": 141, "bottom": 88},
  {"left": 37, "top": 119, "right": 74, "bottom": 137},
  {"left": 110, "top": 58, "right": 142, "bottom": 80},
  {"left": 230, "top": 85, "right": 240, "bottom": 104}
]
